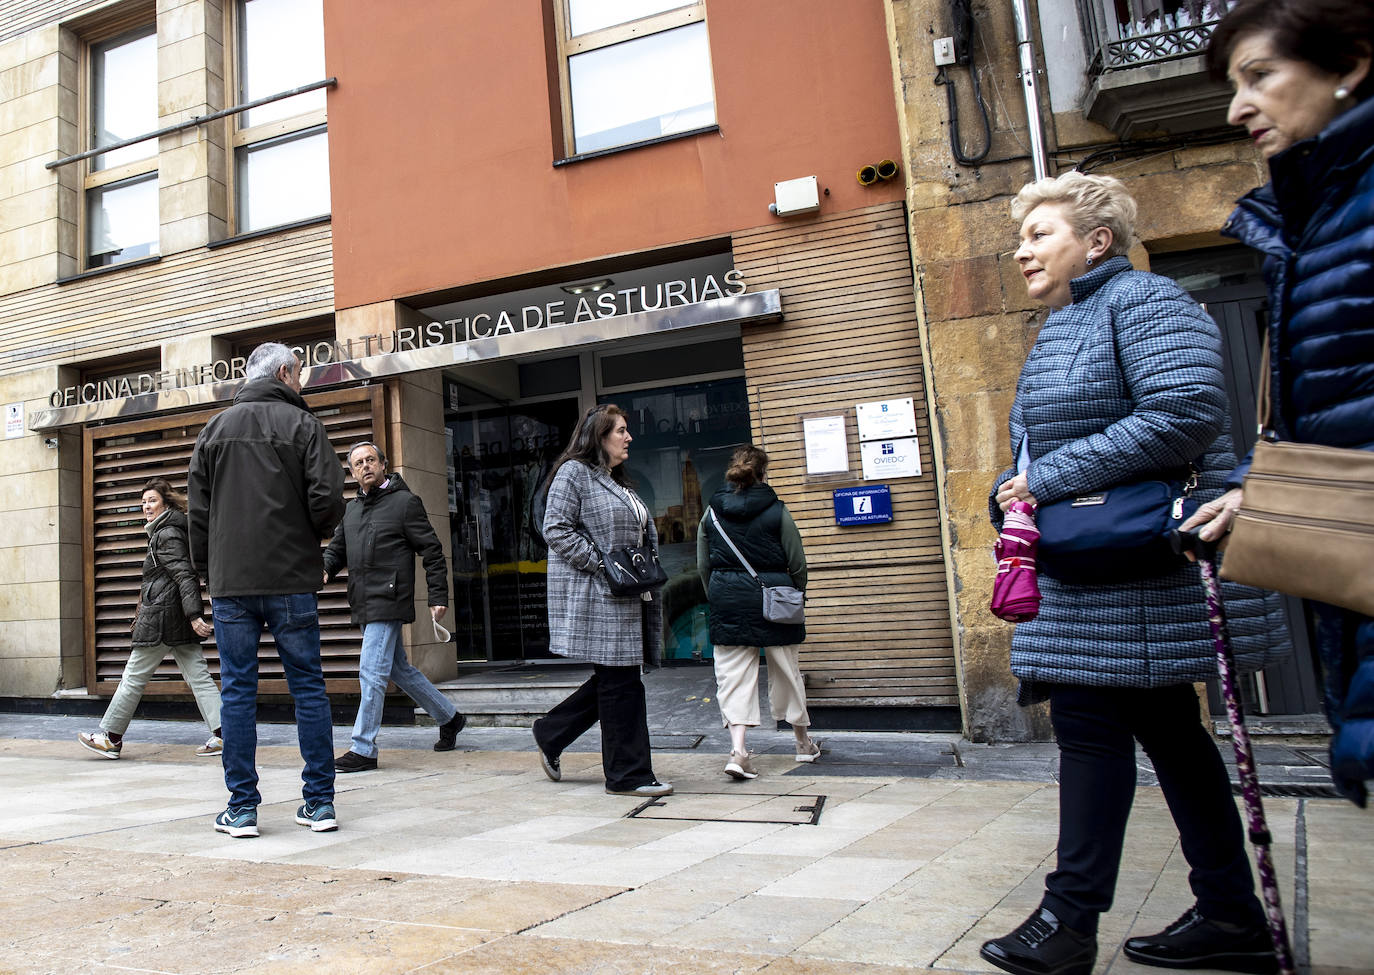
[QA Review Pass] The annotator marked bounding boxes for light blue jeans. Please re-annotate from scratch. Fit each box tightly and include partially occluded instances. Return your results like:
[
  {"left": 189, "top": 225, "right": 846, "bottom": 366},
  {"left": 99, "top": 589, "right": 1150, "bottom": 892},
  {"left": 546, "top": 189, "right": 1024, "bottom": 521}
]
[{"left": 351, "top": 620, "right": 457, "bottom": 758}]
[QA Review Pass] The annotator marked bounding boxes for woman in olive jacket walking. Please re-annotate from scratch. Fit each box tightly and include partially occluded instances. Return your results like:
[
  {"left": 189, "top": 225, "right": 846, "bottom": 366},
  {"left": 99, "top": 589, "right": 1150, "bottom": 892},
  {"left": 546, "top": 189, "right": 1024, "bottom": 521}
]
[
  {"left": 78, "top": 478, "right": 221, "bottom": 759},
  {"left": 698, "top": 445, "right": 817, "bottom": 780},
  {"left": 532, "top": 404, "right": 671, "bottom": 798}
]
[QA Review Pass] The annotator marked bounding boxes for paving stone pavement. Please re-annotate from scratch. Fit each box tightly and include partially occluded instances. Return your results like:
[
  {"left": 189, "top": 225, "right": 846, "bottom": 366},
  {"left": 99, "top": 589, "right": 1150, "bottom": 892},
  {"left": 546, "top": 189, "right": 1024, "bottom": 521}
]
[{"left": 1, "top": 702, "right": 1371, "bottom": 975}]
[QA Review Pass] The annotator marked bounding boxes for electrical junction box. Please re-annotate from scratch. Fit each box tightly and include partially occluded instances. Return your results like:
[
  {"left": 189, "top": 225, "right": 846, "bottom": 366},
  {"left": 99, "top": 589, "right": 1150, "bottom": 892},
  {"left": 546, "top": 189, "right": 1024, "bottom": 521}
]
[
  {"left": 933, "top": 36, "right": 956, "bottom": 66},
  {"left": 771, "top": 176, "right": 820, "bottom": 217}
]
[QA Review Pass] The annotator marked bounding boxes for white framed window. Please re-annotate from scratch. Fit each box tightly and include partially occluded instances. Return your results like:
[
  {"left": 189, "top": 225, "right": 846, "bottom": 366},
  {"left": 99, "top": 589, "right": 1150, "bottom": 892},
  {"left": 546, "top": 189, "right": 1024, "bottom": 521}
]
[
  {"left": 83, "top": 23, "right": 159, "bottom": 269},
  {"left": 230, "top": 0, "right": 329, "bottom": 233},
  {"left": 552, "top": 0, "right": 716, "bottom": 157}
]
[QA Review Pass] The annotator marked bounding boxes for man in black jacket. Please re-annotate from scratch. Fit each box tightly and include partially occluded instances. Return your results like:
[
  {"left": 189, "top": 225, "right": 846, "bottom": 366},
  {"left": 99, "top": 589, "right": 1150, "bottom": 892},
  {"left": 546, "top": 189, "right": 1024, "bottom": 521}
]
[
  {"left": 324, "top": 441, "right": 465, "bottom": 772},
  {"left": 188, "top": 342, "right": 345, "bottom": 839}
]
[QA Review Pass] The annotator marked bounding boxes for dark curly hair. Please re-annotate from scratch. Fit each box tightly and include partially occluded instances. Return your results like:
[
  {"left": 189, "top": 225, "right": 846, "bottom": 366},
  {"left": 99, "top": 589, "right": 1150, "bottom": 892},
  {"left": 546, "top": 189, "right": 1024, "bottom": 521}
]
[{"left": 1207, "top": 0, "right": 1374, "bottom": 102}]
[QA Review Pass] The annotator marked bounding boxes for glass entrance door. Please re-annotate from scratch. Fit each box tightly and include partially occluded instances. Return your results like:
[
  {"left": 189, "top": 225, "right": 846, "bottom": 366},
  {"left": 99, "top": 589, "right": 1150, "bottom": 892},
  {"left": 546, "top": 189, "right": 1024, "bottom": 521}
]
[{"left": 447, "top": 398, "right": 577, "bottom": 661}]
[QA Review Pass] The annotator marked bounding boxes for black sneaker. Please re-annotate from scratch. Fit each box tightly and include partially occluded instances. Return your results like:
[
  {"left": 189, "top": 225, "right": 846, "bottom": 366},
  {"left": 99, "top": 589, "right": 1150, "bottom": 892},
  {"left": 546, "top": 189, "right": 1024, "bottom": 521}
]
[
  {"left": 980, "top": 906, "right": 1097, "bottom": 975},
  {"left": 1124, "top": 906, "right": 1278, "bottom": 973},
  {"left": 334, "top": 750, "right": 378, "bottom": 773},
  {"left": 532, "top": 721, "right": 560, "bottom": 782},
  {"left": 434, "top": 711, "right": 466, "bottom": 751}
]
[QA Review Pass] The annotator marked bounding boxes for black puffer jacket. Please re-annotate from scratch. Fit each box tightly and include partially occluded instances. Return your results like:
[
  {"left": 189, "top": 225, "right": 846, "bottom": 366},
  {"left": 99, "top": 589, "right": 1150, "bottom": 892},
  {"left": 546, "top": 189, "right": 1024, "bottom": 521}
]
[
  {"left": 131, "top": 508, "right": 204, "bottom": 647},
  {"left": 697, "top": 483, "right": 807, "bottom": 647},
  {"left": 188, "top": 377, "right": 345, "bottom": 596},
  {"left": 322, "top": 473, "right": 448, "bottom": 625}
]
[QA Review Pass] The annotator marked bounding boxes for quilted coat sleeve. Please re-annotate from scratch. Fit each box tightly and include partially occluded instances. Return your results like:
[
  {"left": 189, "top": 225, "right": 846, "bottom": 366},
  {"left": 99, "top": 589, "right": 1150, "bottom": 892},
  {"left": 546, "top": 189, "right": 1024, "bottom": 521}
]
[
  {"left": 542, "top": 463, "right": 602, "bottom": 573},
  {"left": 158, "top": 524, "right": 205, "bottom": 620},
  {"left": 1025, "top": 276, "right": 1228, "bottom": 503}
]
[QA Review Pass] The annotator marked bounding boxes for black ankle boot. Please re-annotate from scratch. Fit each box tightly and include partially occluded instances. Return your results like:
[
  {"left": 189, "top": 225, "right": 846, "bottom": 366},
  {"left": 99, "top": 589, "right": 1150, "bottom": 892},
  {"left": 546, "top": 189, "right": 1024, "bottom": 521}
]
[
  {"left": 434, "top": 710, "right": 466, "bottom": 751},
  {"left": 980, "top": 906, "right": 1097, "bottom": 975},
  {"left": 1123, "top": 906, "right": 1278, "bottom": 973}
]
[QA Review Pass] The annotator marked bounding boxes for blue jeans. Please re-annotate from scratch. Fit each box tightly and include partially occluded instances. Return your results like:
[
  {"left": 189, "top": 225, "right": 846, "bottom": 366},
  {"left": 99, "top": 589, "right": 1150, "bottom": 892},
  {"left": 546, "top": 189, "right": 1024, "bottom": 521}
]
[
  {"left": 351, "top": 620, "right": 457, "bottom": 758},
  {"left": 212, "top": 594, "right": 334, "bottom": 810}
]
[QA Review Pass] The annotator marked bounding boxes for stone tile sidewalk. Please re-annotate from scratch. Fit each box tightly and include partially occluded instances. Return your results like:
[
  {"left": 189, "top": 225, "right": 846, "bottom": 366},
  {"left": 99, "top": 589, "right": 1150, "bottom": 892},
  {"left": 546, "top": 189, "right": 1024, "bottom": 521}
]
[{"left": 0, "top": 726, "right": 1371, "bottom": 975}]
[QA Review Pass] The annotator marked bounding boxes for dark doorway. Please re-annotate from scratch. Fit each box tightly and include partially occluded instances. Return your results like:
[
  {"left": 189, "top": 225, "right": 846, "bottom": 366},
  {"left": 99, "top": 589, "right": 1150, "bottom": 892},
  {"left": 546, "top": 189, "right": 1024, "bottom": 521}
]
[
  {"left": 1153, "top": 246, "right": 1323, "bottom": 716},
  {"left": 446, "top": 396, "right": 578, "bottom": 661}
]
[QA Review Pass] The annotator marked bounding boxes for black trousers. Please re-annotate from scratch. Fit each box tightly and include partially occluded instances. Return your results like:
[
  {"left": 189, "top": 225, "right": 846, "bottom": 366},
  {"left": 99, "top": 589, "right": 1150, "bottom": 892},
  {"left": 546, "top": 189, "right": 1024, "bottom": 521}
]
[
  {"left": 533, "top": 664, "right": 656, "bottom": 791},
  {"left": 1042, "top": 683, "right": 1264, "bottom": 936}
]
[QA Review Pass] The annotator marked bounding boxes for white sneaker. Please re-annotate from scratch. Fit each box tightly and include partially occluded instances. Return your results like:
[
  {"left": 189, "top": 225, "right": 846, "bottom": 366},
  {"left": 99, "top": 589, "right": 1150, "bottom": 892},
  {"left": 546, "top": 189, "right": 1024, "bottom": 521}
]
[
  {"left": 195, "top": 735, "right": 223, "bottom": 757},
  {"left": 795, "top": 738, "right": 822, "bottom": 763},
  {"left": 725, "top": 750, "right": 758, "bottom": 780},
  {"left": 78, "top": 731, "right": 122, "bottom": 759}
]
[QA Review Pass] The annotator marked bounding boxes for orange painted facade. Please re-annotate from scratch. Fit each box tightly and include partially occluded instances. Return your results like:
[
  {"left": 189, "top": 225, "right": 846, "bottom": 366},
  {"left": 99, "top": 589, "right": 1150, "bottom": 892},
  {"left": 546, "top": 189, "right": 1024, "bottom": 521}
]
[{"left": 323, "top": 0, "right": 906, "bottom": 309}]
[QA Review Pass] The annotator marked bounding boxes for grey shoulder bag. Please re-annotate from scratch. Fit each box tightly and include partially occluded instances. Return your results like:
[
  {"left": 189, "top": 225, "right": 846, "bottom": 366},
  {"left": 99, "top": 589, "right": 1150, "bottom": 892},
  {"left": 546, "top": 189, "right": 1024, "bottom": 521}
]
[{"left": 707, "top": 508, "right": 805, "bottom": 624}]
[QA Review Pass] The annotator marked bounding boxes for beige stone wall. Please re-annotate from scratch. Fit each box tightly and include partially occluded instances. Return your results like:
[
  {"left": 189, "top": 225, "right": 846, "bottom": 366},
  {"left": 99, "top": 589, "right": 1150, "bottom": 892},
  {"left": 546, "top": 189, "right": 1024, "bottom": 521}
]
[
  {"left": 157, "top": 0, "right": 227, "bottom": 253},
  {"left": 886, "top": 1, "right": 1267, "bottom": 740},
  {"left": 0, "top": 25, "right": 78, "bottom": 295},
  {"left": 1, "top": 1, "right": 229, "bottom": 300},
  {"left": 0, "top": 366, "right": 83, "bottom": 697},
  {"left": 387, "top": 372, "right": 456, "bottom": 686}
]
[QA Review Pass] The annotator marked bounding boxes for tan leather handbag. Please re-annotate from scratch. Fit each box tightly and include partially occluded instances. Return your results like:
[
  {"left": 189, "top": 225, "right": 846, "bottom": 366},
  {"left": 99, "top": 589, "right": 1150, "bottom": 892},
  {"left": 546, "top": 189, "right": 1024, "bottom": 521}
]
[{"left": 1219, "top": 347, "right": 1374, "bottom": 616}]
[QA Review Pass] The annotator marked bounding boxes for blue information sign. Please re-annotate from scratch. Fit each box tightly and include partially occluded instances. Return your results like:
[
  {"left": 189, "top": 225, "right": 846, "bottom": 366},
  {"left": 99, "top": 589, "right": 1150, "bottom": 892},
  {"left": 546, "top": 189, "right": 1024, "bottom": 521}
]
[{"left": 833, "top": 485, "right": 893, "bottom": 525}]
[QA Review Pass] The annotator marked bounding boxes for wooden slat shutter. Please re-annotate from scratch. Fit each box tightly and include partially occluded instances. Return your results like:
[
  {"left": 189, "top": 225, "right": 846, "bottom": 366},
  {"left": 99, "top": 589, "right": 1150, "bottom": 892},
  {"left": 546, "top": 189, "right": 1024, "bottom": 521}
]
[
  {"left": 733, "top": 202, "right": 959, "bottom": 707},
  {"left": 83, "top": 385, "right": 385, "bottom": 695}
]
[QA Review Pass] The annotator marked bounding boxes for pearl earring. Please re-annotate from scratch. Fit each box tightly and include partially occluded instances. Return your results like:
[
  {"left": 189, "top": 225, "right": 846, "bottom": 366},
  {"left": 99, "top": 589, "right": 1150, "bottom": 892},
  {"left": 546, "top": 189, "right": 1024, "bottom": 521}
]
[{"left": 1336, "top": 86, "right": 1351, "bottom": 100}]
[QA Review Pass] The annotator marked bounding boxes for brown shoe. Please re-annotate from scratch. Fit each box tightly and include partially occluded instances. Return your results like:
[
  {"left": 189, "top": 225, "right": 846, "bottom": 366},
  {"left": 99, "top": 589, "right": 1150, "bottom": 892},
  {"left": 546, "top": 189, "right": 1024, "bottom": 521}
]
[{"left": 334, "top": 750, "right": 377, "bottom": 773}]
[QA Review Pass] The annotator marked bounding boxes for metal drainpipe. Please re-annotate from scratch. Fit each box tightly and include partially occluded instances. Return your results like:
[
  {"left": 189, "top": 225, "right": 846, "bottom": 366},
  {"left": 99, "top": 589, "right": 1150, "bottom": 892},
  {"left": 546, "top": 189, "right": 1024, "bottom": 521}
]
[{"left": 1011, "top": 0, "right": 1050, "bottom": 180}]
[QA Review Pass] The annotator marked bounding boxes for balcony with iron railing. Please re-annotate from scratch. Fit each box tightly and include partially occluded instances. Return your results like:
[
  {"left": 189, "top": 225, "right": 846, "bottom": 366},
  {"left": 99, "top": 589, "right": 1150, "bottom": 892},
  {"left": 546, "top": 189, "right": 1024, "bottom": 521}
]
[{"left": 1078, "top": 0, "right": 1238, "bottom": 138}]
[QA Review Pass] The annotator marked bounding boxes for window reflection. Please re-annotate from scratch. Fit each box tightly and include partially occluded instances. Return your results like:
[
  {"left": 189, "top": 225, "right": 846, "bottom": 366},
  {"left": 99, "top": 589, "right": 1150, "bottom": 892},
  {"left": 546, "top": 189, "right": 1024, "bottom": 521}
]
[
  {"left": 603, "top": 377, "right": 750, "bottom": 660},
  {"left": 91, "top": 26, "right": 157, "bottom": 170},
  {"left": 87, "top": 174, "right": 159, "bottom": 268},
  {"left": 236, "top": 127, "right": 330, "bottom": 232},
  {"left": 239, "top": 0, "right": 326, "bottom": 126},
  {"left": 569, "top": 22, "right": 715, "bottom": 154},
  {"left": 568, "top": 0, "right": 692, "bottom": 36}
]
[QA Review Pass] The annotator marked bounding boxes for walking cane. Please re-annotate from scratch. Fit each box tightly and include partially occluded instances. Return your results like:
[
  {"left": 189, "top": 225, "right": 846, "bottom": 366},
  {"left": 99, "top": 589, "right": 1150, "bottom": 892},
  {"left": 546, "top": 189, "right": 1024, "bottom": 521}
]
[{"left": 1172, "top": 528, "right": 1296, "bottom": 975}]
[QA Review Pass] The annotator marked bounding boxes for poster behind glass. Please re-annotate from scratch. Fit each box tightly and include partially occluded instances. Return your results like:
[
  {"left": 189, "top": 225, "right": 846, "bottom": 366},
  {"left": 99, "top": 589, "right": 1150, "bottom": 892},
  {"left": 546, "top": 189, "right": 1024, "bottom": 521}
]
[{"left": 602, "top": 377, "right": 750, "bottom": 660}]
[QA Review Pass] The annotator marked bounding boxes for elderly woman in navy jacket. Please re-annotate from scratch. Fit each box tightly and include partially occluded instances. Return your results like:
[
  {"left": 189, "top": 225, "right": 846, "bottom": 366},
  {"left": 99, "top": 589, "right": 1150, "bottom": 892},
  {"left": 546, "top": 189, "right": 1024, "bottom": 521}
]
[
  {"left": 1187, "top": 0, "right": 1374, "bottom": 810},
  {"left": 532, "top": 404, "right": 671, "bottom": 799},
  {"left": 980, "top": 172, "right": 1287, "bottom": 975}
]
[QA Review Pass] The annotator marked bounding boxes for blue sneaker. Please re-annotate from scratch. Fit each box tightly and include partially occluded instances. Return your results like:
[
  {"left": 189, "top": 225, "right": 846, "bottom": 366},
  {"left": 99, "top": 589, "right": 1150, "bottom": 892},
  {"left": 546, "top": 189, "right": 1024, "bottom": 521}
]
[
  {"left": 295, "top": 800, "right": 337, "bottom": 832},
  {"left": 214, "top": 806, "right": 258, "bottom": 838}
]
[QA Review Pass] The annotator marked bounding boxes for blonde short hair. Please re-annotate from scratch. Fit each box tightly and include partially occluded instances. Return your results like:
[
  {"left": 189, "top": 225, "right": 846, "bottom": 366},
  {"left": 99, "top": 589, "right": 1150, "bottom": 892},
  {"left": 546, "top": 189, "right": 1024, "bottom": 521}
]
[{"left": 1011, "top": 171, "right": 1137, "bottom": 259}]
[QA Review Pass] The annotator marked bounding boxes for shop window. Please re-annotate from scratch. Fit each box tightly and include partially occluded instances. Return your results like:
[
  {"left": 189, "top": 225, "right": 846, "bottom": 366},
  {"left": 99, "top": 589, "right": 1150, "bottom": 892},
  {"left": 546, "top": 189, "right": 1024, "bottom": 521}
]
[
  {"left": 551, "top": 0, "right": 716, "bottom": 156},
  {"left": 84, "top": 23, "right": 159, "bottom": 268},
  {"left": 602, "top": 377, "right": 750, "bottom": 661},
  {"left": 231, "top": 0, "right": 329, "bottom": 233}
]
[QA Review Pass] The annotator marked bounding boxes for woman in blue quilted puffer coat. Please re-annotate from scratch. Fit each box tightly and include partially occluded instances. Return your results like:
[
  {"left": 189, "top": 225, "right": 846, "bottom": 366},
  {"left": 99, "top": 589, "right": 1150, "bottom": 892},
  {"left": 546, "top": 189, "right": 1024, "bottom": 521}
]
[
  {"left": 979, "top": 172, "right": 1289, "bottom": 975},
  {"left": 1189, "top": 0, "right": 1374, "bottom": 812}
]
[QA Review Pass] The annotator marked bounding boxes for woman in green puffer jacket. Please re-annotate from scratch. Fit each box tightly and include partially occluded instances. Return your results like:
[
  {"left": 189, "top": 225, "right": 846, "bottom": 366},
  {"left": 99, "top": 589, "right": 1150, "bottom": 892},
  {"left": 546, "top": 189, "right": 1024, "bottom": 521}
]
[{"left": 698, "top": 445, "right": 817, "bottom": 781}]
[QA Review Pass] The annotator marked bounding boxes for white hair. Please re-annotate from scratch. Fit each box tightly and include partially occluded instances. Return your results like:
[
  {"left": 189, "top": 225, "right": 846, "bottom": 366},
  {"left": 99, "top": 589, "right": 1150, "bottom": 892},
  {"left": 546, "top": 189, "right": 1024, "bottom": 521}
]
[
  {"left": 244, "top": 342, "right": 299, "bottom": 381},
  {"left": 1011, "top": 171, "right": 1137, "bottom": 259}
]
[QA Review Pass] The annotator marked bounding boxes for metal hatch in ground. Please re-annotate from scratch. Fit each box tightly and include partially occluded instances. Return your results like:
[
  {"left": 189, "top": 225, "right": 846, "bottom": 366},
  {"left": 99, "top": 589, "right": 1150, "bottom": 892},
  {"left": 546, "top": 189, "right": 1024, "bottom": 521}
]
[{"left": 625, "top": 792, "right": 826, "bottom": 826}]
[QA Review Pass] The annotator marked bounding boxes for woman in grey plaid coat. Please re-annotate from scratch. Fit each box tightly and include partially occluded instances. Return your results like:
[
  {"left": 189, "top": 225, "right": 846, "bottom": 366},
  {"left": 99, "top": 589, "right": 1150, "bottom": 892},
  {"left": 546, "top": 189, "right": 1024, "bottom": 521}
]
[
  {"left": 531, "top": 404, "right": 671, "bottom": 798},
  {"left": 979, "top": 173, "right": 1286, "bottom": 975}
]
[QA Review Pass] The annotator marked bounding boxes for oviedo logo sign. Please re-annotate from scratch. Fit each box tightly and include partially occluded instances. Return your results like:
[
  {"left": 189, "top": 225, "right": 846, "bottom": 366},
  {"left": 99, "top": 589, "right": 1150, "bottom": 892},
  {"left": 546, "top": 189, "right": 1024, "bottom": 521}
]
[{"left": 48, "top": 269, "right": 748, "bottom": 409}]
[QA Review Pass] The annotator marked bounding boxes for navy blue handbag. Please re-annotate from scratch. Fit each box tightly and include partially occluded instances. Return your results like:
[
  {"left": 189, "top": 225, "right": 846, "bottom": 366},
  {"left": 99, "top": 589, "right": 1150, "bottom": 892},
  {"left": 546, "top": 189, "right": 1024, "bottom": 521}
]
[{"left": 1036, "top": 470, "right": 1199, "bottom": 584}]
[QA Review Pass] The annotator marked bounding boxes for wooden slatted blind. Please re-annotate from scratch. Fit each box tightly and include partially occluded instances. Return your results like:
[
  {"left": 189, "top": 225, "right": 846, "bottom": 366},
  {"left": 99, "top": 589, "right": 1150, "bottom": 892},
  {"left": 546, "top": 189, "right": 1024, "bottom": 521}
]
[
  {"left": 733, "top": 202, "right": 958, "bottom": 707},
  {"left": 83, "top": 384, "right": 385, "bottom": 695}
]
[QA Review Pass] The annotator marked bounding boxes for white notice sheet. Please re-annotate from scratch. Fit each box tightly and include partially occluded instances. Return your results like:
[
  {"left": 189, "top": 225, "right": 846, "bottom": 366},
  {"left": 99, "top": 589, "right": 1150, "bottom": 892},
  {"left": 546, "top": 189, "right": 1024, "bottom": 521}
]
[{"left": 803, "top": 415, "right": 849, "bottom": 474}]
